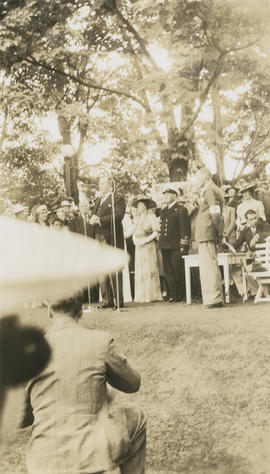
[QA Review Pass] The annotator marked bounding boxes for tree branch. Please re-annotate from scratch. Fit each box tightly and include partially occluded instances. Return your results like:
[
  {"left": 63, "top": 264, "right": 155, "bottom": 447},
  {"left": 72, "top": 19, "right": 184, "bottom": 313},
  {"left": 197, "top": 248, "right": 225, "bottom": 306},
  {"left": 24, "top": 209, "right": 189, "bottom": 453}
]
[
  {"left": 180, "top": 51, "right": 227, "bottom": 137},
  {"left": 113, "top": 6, "right": 159, "bottom": 71},
  {"left": 23, "top": 55, "right": 149, "bottom": 111},
  {"left": 226, "top": 38, "right": 260, "bottom": 54}
]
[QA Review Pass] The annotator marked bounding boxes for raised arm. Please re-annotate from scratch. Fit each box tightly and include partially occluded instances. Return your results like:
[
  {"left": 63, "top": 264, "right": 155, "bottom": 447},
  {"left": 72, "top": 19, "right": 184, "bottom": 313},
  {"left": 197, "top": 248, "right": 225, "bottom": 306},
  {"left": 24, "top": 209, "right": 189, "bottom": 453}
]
[{"left": 105, "top": 338, "right": 141, "bottom": 393}]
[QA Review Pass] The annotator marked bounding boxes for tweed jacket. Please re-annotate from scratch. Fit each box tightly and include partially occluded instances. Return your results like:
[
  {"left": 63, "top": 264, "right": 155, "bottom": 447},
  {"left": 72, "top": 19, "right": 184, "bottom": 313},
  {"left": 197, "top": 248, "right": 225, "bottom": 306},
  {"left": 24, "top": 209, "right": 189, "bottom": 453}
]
[
  {"left": 91, "top": 193, "right": 126, "bottom": 249},
  {"left": 159, "top": 202, "right": 191, "bottom": 250},
  {"left": 195, "top": 182, "right": 224, "bottom": 243},
  {"left": 23, "top": 317, "right": 140, "bottom": 473}
]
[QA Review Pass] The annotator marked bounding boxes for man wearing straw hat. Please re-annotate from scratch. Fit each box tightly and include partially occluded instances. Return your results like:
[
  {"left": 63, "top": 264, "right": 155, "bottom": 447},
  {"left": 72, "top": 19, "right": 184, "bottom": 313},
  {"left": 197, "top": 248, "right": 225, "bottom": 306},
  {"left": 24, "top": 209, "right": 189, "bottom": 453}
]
[{"left": 194, "top": 168, "right": 224, "bottom": 308}]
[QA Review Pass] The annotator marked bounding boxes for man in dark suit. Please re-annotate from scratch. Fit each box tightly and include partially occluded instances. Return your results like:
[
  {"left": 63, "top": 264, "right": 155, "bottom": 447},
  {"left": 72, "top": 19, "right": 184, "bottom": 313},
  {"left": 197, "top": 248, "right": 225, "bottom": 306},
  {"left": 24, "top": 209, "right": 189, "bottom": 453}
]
[
  {"left": 159, "top": 188, "right": 191, "bottom": 302},
  {"left": 69, "top": 200, "right": 99, "bottom": 303},
  {"left": 69, "top": 199, "right": 92, "bottom": 237},
  {"left": 90, "top": 176, "right": 126, "bottom": 308},
  {"left": 234, "top": 209, "right": 270, "bottom": 251}
]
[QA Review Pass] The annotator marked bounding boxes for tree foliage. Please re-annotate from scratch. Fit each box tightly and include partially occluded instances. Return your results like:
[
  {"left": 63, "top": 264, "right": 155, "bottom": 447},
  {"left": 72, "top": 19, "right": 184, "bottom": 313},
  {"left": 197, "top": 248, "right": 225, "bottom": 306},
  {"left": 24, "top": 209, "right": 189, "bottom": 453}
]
[{"left": 0, "top": 0, "right": 269, "bottom": 207}]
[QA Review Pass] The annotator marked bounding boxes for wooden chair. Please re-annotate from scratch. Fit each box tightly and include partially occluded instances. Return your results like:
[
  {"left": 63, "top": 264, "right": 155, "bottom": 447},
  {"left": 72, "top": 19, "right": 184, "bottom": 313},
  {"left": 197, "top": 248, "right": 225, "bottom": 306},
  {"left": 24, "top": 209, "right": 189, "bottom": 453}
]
[{"left": 251, "top": 237, "right": 270, "bottom": 303}]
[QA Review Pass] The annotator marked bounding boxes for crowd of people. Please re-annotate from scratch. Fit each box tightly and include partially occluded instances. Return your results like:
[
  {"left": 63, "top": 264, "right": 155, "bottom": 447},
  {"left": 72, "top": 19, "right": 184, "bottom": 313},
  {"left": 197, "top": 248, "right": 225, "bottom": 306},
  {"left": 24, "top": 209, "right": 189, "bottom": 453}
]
[
  {"left": 3, "top": 168, "right": 270, "bottom": 474},
  {"left": 6, "top": 170, "right": 270, "bottom": 308}
]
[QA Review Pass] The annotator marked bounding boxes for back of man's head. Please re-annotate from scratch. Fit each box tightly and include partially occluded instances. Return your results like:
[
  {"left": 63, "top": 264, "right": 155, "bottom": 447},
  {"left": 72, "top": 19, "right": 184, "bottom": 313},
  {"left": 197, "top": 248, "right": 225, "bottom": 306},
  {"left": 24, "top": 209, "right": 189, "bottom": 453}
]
[
  {"left": 194, "top": 167, "right": 212, "bottom": 191},
  {"left": 51, "top": 293, "right": 83, "bottom": 319}
]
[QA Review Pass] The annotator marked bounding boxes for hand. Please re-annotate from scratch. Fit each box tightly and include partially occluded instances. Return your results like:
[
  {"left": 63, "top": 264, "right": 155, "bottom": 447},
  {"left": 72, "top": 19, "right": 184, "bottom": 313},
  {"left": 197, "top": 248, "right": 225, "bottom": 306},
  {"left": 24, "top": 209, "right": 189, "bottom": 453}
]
[
  {"left": 222, "top": 236, "right": 227, "bottom": 246},
  {"left": 136, "top": 238, "right": 146, "bottom": 247},
  {"left": 250, "top": 234, "right": 259, "bottom": 249},
  {"left": 180, "top": 245, "right": 189, "bottom": 255},
  {"left": 90, "top": 215, "right": 100, "bottom": 225}
]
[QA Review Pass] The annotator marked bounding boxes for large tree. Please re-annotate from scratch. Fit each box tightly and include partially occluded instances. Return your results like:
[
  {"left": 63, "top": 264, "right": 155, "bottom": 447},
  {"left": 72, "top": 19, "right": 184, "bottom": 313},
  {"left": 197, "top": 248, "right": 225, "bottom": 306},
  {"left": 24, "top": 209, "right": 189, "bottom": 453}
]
[{"left": 0, "top": 0, "right": 270, "bottom": 204}]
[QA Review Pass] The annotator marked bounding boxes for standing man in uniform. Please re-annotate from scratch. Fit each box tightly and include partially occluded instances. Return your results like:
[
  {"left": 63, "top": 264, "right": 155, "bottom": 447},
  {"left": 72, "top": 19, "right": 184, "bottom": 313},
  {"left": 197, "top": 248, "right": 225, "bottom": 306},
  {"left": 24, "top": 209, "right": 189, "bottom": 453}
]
[
  {"left": 159, "top": 188, "right": 191, "bottom": 302},
  {"left": 194, "top": 167, "right": 224, "bottom": 308},
  {"left": 90, "top": 176, "right": 126, "bottom": 308}
]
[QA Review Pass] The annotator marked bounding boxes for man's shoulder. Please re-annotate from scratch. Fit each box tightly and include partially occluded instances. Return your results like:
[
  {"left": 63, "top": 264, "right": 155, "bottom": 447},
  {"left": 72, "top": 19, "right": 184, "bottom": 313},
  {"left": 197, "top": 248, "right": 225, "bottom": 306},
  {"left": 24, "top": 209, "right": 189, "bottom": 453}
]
[
  {"left": 78, "top": 327, "right": 111, "bottom": 340},
  {"left": 70, "top": 215, "right": 82, "bottom": 224},
  {"left": 205, "top": 182, "right": 222, "bottom": 198},
  {"left": 258, "top": 222, "right": 270, "bottom": 232},
  {"left": 69, "top": 215, "right": 82, "bottom": 229},
  {"left": 48, "top": 325, "right": 111, "bottom": 341},
  {"left": 240, "top": 225, "right": 251, "bottom": 236},
  {"left": 114, "top": 194, "right": 125, "bottom": 203}
]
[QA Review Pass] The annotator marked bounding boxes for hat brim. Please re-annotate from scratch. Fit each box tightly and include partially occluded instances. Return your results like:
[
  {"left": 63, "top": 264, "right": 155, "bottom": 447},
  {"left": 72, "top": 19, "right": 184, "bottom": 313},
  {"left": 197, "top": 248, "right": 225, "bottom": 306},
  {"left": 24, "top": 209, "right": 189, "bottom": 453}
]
[
  {"left": 238, "top": 185, "right": 256, "bottom": 194},
  {"left": 162, "top": 189, "right": 178, "bottom": 196},
  {"left": 133, "top": 198, "right": 156, "bottom": 208}
]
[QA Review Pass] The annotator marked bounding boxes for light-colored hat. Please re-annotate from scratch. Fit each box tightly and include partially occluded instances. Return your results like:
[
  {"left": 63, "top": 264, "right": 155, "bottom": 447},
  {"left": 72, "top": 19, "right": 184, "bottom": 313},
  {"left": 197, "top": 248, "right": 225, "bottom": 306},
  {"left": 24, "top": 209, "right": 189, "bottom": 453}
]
[
  {"left": 14, "top": 204, "right": 27, "bottom": 215},
  {"left": 238, "top": 183, "right": 256, "bottom": 194},
  {"left": 61, "top": 200, "right": 71, "bottom": 207}
]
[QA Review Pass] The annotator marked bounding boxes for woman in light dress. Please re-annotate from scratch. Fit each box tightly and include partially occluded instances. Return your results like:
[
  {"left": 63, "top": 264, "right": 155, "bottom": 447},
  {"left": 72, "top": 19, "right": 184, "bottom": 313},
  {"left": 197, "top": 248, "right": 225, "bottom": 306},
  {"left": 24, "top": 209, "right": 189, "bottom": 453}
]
[{"left": 132, "top": 198, "right": 162, "bottom": 303}]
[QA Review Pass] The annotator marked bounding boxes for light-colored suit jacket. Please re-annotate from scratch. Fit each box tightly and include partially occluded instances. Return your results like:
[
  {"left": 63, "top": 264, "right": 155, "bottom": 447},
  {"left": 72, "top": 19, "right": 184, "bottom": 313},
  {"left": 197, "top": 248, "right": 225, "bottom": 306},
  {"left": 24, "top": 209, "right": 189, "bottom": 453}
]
[{"left": 23, "top": 316, "right": 140, "bottom": 473}]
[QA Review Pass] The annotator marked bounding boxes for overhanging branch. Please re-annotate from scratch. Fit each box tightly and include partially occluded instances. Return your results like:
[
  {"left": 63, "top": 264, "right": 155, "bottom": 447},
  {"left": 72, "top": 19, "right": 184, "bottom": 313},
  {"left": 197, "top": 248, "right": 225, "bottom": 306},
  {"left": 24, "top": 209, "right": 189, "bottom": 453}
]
[{"left": 24, "top": 55, "right": 149, "bottom": 111}]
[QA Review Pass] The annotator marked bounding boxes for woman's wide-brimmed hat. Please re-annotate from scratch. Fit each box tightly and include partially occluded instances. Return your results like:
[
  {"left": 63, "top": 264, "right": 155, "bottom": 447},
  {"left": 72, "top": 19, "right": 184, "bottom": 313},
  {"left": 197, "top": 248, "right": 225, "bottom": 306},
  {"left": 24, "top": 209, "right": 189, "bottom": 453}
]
[
  {"left": 238, "top": 183, "right": 256, "bottom": 194},
  {"left": 132, "top": 197, "right": 156, "bottom": 209}
]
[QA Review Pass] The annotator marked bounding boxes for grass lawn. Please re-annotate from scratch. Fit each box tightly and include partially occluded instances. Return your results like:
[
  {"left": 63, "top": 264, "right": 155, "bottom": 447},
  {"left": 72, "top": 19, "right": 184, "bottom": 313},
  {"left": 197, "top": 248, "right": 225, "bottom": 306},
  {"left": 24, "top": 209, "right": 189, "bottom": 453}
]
[{"left": 1, "top": 301, "right": 270, "bottom": 474}]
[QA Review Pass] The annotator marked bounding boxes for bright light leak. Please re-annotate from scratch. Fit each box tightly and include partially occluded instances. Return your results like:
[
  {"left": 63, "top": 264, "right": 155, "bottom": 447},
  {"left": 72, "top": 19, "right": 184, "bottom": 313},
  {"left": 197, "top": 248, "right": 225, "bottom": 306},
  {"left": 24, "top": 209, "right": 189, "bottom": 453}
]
[
  {"left": 148, "top": 44, "right": 172, "bottom": 72},
  {"left": 174, "top": 104, "right": 182, "bottom": 129},
  {"left": 42, "top": 114, "right": 61, "bottom": 141},
  {"left": 82, "top": 142, "right": 113, "bottom": 167}
]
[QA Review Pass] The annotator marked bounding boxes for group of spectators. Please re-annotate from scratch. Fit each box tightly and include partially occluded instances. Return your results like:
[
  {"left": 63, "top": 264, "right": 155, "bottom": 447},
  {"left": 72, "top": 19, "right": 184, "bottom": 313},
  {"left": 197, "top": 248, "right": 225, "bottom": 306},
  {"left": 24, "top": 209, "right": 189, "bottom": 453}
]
[{"left": 6, "top": 173, "right": 270, "bottom": 307}]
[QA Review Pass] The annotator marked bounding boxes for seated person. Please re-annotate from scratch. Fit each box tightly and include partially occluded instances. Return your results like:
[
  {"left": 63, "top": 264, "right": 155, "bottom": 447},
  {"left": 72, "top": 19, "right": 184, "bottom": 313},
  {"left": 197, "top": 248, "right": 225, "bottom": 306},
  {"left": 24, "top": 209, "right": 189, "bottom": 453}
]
[
  {"left": 232, "top": 210, "right": 270, "bottom": 293},
  {"left": 20, "top": 293, "right": 146, "bottom": 474},
  {"left": 236, "top": 183, "right": 266, "bottom": 230},
  {"left": 234, "top": 209, "right": 270, "bottom": 251}
]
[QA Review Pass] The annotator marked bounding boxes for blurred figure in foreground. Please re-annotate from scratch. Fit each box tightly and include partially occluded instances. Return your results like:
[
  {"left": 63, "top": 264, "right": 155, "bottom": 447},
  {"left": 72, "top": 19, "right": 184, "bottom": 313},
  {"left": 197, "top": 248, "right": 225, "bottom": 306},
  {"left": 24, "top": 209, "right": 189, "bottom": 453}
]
[
  {"left": 21, "top": 294, "right": 146, "bottom": 474},
  {"left": 0, "top": 316, "right": 51, "bottom": 427}
]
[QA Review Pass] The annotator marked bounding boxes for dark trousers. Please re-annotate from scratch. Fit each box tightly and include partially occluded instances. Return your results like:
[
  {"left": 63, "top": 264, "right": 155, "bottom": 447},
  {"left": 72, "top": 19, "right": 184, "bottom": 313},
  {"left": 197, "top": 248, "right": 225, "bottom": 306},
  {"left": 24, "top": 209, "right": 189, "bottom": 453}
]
[
  {"left": 101, "top": 271, "right": 124, "bottom": 307},
  {"left": 116, "top": 406, "right": 146, "bottom": 474},
  {"left": 161, "top": 249, "right": 186, "bottom": 301}
]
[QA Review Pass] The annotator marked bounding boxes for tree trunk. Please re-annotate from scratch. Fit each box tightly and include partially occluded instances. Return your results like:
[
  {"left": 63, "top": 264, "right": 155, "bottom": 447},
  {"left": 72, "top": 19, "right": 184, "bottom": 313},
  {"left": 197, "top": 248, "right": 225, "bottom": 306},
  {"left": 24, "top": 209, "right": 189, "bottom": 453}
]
[
  {"left": 212, "top": 81, "right": 225, "bottom": 184},
  {"left": 0, "top": 105, "right": 8, "bottom": 152},
  {"left": 57, "top": 114, "right": 79, "bottom": 204}
]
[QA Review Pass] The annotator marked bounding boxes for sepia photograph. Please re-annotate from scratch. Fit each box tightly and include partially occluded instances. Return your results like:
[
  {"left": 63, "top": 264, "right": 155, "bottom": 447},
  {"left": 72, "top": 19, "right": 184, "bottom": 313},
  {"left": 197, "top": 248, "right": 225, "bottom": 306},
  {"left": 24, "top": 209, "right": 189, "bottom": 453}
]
[{"left": 1, "top": 0, "right": 270, "bottom": 473}]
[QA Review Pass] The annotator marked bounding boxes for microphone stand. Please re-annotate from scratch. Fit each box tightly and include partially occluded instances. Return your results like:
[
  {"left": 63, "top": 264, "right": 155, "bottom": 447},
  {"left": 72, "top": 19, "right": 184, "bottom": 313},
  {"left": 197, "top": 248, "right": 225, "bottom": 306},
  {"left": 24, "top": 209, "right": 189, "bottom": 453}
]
[
  {"left": 111, "top": 180, "right": 125, "bottom": 312},
  {"left": 82, "top": 212, "right": 93, "bottom": 313}
]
